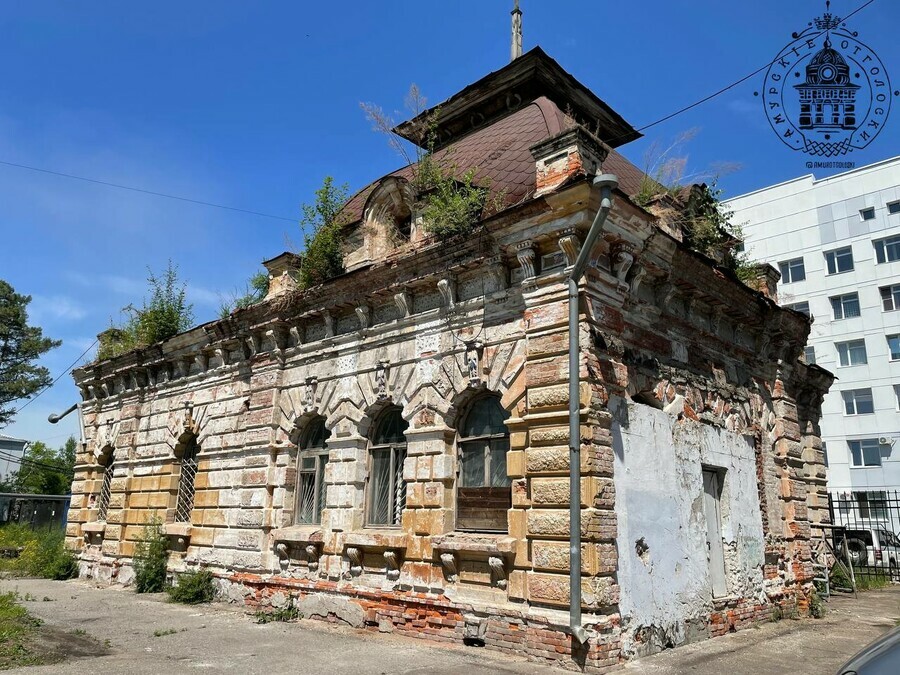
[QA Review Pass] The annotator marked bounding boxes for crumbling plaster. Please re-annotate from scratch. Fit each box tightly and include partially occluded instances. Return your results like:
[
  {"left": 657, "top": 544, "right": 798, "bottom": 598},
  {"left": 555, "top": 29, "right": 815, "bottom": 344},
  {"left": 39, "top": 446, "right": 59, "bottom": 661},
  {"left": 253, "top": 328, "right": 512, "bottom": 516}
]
[{"left": 611, "top": 398, "right": 766, "bottom": 656}]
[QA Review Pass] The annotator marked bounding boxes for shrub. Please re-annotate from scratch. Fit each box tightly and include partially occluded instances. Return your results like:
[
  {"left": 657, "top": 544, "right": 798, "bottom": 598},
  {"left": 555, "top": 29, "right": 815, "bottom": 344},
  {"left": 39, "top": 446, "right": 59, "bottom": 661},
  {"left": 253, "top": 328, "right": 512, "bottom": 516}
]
[
  {"left": 133, "top": 520, "right": 169, "bottom": 594},
  {"left": 97, "top": 260, "right": 195, "bottom": 360},
  {"left": 298, "top": 177, "right": 350, "bottom": 289},
  {"left": 809, "top": 589, "right": 825, "bottom": 618},
  {"left": 0, "top": 526, "right": 77, "bottom": 580},
  {"left": 167, "top": 569, "right": 215, "bottom": 604}
]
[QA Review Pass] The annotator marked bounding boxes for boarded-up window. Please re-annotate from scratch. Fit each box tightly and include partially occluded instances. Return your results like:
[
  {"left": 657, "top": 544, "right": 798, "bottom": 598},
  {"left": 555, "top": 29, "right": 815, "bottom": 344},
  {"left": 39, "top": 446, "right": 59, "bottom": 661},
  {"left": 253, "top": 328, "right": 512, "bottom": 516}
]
[
  {"left": 457, "top": 396, "right": 510, "bottom": 532},
  {"left": 296, "top": 418, "right": 330, "bottom": 525},
  {"left": 367, "top": 408, "right": 408, "bottom": 527}
]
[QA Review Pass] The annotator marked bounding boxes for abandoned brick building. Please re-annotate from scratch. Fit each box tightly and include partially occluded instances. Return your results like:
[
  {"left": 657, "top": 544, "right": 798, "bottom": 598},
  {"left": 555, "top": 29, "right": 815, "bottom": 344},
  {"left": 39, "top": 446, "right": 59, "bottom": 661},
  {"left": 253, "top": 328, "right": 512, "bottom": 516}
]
[{"left": 66, "top": 46, "right": 833, "bottom": 672}]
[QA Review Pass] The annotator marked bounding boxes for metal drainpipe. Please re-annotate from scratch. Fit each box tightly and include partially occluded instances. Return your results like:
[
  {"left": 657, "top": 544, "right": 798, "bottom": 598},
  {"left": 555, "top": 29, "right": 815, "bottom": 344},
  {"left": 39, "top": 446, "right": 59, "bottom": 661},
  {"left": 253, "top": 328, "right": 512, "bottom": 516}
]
[{"left": 567, "top": 174, "right": 618, "bottom": 644}]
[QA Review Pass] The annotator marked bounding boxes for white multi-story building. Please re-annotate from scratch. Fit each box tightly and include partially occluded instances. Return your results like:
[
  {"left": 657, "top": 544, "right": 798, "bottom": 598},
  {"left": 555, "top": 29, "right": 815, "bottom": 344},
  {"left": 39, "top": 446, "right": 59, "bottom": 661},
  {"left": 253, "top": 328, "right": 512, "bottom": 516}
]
[{"left": 728, "top": 157, "right": 900, "bottom": 509}]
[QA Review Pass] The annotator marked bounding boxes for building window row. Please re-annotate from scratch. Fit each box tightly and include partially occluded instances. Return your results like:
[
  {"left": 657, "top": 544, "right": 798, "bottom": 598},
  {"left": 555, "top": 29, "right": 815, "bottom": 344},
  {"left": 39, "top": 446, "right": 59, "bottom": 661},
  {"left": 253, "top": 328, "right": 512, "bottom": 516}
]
[
  {"left": 295, "top": 394, "right": 511, "bottom": 533},
  {"left": 777, "top": 233, "right": 900, "bottom": 283}
]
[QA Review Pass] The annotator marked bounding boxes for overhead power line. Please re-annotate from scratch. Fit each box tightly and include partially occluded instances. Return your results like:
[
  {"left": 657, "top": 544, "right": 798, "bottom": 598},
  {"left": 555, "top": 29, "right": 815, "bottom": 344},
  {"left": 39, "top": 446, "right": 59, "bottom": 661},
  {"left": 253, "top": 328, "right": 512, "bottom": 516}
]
[
  {"left": 0, "top": 449, "right": 74, "bottom": 476},
  {"left": 0, "top": 159, "right": 298, "bottom": 223},
  {"left": 609, "top": 0, "right": 877, "bottom": 143},
  {"left": 13, "top": 338, "right": 98, "bottom": 416},
  {"left": 0, "top": 1, "right": 879, "bottom": 219}
]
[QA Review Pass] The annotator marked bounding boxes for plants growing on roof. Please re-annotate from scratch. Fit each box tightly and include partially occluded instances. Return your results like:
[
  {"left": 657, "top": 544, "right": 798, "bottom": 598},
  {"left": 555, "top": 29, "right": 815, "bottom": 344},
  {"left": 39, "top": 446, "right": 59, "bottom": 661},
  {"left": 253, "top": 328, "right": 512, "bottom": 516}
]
[
  {"left": 218, "top": 271, "right": 270, "bottom": 318},
  {"left": 298, "top": 176, "right": 350, "bottom": 289},
  {"left": 362, "top": 85, "right": 490, "bottom": 241},
  {"left": 97, "top": 260, "right": 195, "bottom": 360},
  {"left": 629, "top": 131, "right": 756, "bottom": 281}
]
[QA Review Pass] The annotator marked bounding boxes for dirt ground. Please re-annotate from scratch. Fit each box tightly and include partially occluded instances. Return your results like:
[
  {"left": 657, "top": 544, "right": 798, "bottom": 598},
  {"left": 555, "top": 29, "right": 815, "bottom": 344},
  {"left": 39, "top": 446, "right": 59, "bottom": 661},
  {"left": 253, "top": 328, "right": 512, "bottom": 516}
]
[{"left": 2, "top": 577, "right": 899, "bottom": 674}]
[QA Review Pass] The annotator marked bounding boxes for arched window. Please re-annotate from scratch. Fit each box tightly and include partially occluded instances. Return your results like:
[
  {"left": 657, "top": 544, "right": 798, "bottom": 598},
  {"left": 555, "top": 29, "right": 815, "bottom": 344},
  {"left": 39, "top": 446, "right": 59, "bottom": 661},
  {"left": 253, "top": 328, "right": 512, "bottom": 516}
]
[
  {"left": 295, "top": 417, "right": 331, "bottom": 525},
  {"left": 174, "top": 437, "right": 199, "bottom": 523},
  {"left": 457, "top": 396, "right": 511, "bottom": 532},
  {"left": 367, "top": 407, "right": 408, "bottom": 527},
  {"left": 97, "top": 450, "right": 115, "bottom": 523}
]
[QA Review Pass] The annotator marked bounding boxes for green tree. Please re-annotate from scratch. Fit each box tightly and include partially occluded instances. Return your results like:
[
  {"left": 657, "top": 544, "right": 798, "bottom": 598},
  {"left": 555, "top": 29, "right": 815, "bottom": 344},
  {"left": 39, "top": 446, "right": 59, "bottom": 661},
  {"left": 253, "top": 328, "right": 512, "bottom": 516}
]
[
  {"left": 0, "top": 436, "right": 76, "bottom": 495},
  {"left": 98, "top": 260, "right": 195, "bottom": 360},
  {"left": 298, "top": 177, "right": 350, "bottom": 289},
  {"left": 0, "top": 280, "right": 61, "bottom": 428}
]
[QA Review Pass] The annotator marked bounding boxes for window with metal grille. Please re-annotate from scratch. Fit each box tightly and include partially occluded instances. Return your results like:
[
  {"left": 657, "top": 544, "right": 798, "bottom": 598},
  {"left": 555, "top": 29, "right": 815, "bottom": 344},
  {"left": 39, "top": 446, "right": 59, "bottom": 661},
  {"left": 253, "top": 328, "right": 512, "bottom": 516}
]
[
  {"left": 367, "top": 408, "right": 408, "bottom": 527},
  {"left": 174, "top": 437, "right": 199, "bottom": 523},
  {"left": 457, "top": 396, "right": 511, "bottom": 532},
  {"left": 295, "top": 417, "right": 330, "bottom": 525},
  {"left": 97, "top": 451, "right": 115, "bottom": 522}
]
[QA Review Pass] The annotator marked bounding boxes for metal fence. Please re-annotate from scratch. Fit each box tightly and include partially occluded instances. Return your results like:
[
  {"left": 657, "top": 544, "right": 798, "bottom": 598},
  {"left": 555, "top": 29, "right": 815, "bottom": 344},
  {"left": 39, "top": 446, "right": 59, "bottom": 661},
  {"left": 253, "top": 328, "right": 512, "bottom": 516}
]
[
  {"left": 0, "top": 493, "right": 70, "bottom": 531},
  {"left": 829, "top": 491, "right": 900, "bottom": 581}
]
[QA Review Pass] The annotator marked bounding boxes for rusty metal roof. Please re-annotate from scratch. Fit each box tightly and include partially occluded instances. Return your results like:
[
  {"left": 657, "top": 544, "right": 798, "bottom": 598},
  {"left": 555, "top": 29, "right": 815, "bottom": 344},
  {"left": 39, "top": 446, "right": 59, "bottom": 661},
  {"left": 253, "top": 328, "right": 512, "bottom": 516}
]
[{"left": 340, "top": 96, "right": 649, "bottom": 226}]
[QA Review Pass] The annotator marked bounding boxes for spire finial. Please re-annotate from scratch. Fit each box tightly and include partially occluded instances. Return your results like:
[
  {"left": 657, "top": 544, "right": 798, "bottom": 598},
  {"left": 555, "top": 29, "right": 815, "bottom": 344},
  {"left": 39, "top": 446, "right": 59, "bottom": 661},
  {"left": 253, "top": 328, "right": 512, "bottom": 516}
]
[{"left": 511, "top": 0, "right": 523, "bottom": 61}]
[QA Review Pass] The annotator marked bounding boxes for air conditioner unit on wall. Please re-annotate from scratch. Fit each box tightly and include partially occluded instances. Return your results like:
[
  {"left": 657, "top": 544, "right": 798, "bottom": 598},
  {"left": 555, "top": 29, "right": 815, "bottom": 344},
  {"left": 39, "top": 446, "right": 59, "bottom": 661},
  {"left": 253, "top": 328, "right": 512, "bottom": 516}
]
[{"left": 878, "top": 437, "right": 892, "bottom": 445}]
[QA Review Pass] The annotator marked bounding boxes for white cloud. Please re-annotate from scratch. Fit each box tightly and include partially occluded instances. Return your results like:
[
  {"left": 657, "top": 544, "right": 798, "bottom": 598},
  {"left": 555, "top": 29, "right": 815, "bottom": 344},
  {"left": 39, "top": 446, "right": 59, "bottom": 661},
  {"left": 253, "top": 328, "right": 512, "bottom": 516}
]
[
  {"left": 187, "top": 284, "right": 223, "bottom": 307},
  {"left": 28, "top": 294, "right": 87, "bottom": 322}
]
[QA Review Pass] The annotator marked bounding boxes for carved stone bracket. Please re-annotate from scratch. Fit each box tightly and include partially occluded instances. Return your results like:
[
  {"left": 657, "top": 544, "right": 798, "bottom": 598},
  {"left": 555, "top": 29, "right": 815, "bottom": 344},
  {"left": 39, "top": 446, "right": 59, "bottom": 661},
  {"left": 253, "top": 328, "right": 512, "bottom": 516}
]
[
  {"left": 275, "top": 542, "right": 290, "bottom": 570},
  {"left": 611, "top": 243, "right": 636, "bottom": 286},
  {"left": 289, "top": 325, "right": 302, "bottom": 348},
  {"left": 394, "top": 291, "right": 411, "bottom": 318},
  {"left": 244, "top": 332, "right": 262, "bottom": 359},
  {"left": 488, "top": 555, "right": 508, "bottom": 590},
  {"left": 465, "top": 340, "right": 484, "bottom": 388},
  {"left": 375, "top": 360, "right": 390, "bottom": 400},
  {"left": 346, "top": 546, "right": 363, "bottom": 577},
  {"left": 181, "top": 402, "right": 198, "bottom": 438},
  {"left": 558, "top": 229, "right": 580, "bottom": 268},
  {"left": 485, "top": 255, "right": 507, "bottom": 293},
  {"left": 356, "top": 305, "right": 370, "bottom": 332},
  {"left": 303, "top": 377, "right": 318, "bottom": 413},
  {"left": 437, "top": 278, "right": 457, "bottom": 313},
  {"left": 269, "top": 325, "right": 290, "bottom": 352},
  {"left": 515, "top": 240, "right": 536, "bottom": 282},
  {"left": 214, "top": 347, "right": 229, "bottom": 368},
  {"left": 383, "top": 549, "right": 401, "bottom": 581},
  {"left": 323, "top": 311, "right": 334, "bottom": 339},
  {"left": 305, "top": 543, "right": 320, "bottom": 572},
  {"left": 440, "top": 552, "right": 459, "bottom": 582}
]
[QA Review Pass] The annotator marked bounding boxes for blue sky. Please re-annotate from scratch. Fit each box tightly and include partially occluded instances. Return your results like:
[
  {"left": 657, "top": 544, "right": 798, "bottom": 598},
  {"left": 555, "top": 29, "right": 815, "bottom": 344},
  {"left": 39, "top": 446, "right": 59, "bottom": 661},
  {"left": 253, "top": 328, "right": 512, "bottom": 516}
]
[{"left": 2, "top": 0, "right": 898, "bottom": 446}]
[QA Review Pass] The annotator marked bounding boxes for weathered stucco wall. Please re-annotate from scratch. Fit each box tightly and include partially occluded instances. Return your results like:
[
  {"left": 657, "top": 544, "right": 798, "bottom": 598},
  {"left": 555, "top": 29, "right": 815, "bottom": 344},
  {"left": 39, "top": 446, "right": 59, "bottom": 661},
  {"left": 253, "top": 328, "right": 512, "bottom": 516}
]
[{"left": 611, "top": 398, "right": 765, "bottom": 657}]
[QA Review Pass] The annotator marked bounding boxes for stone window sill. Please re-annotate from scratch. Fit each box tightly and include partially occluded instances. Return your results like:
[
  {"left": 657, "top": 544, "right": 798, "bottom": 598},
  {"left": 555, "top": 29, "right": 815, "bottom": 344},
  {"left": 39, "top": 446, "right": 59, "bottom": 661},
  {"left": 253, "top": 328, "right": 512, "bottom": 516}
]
[
  {"left": 81, "top": 522, "right": 107, "bottom": 535},
  {"left": 431, "top": 532, "right": 516, "bottom": 555},
  {"left": 344, "top": 530, "right": 408, "bottom": 550},
  {"left": 272, "top": 525, "right": 324, "bottom": 544},
  {"left": 163, "top": 523, "right": 192, "bottom": 539}
]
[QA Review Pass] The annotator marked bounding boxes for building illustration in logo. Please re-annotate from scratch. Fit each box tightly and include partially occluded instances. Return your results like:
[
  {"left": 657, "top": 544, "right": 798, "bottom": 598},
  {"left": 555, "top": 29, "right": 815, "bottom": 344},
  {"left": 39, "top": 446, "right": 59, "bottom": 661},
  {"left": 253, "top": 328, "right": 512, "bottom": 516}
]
[
  {"left": 761, "top": 1, "right": 896, "bottom": 157},
  {"left": 795, "top": 37, "right": 859, "bottom": 130}
]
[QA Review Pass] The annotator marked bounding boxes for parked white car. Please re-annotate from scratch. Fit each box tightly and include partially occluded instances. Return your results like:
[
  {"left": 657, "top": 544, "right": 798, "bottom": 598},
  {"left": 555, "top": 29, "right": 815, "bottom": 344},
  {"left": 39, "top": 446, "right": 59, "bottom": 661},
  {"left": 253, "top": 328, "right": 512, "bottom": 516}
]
[{"left": 837, "top": 527, "right": 900, "bottom": 578}]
